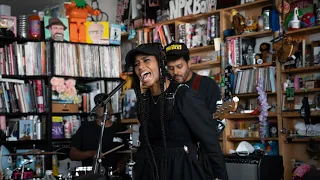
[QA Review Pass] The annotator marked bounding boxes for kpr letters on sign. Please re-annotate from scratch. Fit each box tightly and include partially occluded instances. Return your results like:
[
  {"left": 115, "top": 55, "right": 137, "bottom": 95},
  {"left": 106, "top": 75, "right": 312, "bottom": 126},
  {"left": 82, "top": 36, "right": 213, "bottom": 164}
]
[{"left": 169, "top": 0, "right": 208, "bottom": 19}]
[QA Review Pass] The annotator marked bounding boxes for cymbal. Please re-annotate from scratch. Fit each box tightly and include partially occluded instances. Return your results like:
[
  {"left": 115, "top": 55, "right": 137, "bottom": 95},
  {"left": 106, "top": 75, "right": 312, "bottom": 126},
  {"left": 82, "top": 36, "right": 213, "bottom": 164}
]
[
  {"left": 117, "top": 149, "right": 137, "bottom": 154},
  {"left": 116, "top": 129, "right": 137, "bottom": 134},
  {"left": 5, "top": 150, "right": 66, "bottom": 156}
]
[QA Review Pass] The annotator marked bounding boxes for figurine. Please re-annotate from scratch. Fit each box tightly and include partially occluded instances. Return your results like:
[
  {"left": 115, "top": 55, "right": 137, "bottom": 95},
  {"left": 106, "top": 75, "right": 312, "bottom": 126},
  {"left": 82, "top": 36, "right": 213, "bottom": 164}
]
[
  {"left": 245, "top": 15, "right": 258, "bottom": 32},
  {"left": 231, "top": 9, "right": 246, "bottom": 35},
  {"left": 64, "top": 0, "right": 101, "bottom": 42},
  {"left": 272, "top": 36, "right": 302, "bottom": 63},
  {"left": 260, "top": 42, "right": 272, "bottom": 63}
]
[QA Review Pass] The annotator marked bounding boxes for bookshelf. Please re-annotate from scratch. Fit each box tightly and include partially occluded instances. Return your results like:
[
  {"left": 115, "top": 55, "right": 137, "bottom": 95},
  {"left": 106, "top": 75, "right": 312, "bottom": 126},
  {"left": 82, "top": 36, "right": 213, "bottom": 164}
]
[
  {"left": 119, "top": 0, "right": 320, "bottom": 179},
  {"left": 0, "top": 37, "right": 122, "bottom": 170}
]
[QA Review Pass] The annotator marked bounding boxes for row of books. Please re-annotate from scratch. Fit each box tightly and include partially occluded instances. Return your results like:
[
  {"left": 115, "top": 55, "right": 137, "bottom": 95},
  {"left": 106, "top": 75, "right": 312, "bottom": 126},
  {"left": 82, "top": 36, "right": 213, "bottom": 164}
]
[
  {"left": 0, "top": 42, "right": 48, "bottom": 76},
  {"left": 137, "top": 17, "right": 220, "bottom": 49},
  {"left": 233, "top": 67, "right": 276, "bottom": 94},
  {"left": 53, "top": 43, "right": 121, "bottom": 77},
  {"left": 0, "top": 41, "right": 122, "bottom": 78},
  {"left": 0, "top": 80, "right": 46, "bottom": 113}
]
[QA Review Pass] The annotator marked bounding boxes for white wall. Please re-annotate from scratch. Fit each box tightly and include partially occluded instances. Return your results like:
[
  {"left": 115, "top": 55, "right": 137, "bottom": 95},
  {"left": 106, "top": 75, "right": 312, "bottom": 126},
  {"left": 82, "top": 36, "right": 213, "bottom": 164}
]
[{"left": 85, "top": 0, "right": 117, "bottom": 24}]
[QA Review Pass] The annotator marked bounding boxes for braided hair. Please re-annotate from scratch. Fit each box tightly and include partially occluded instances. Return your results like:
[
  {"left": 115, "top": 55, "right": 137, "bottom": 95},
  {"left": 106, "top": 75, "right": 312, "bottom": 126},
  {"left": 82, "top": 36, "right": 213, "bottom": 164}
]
[{"left": 132, "top": 44, "right": 168, "bottom": 180}]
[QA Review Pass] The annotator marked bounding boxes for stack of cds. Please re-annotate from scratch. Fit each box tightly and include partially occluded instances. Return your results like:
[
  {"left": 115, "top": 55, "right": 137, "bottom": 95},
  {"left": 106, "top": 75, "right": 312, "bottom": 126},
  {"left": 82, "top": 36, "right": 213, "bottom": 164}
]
[{"left": 18, "top": 15, "right": 28, "bottom": 38}]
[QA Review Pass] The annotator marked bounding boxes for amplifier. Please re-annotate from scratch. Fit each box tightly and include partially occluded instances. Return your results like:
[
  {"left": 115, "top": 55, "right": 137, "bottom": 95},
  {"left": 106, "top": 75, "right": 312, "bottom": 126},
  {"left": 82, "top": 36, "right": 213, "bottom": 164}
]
[{"left": 224, "top": 155, "right": 284, "bottom": 180}]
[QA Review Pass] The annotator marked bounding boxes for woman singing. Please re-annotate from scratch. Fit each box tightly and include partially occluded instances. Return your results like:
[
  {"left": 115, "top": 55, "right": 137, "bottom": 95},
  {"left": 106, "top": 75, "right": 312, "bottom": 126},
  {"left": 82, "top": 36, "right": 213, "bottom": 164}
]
[{"left": 125, "top": 43, "right": 228, "bottom": 180}]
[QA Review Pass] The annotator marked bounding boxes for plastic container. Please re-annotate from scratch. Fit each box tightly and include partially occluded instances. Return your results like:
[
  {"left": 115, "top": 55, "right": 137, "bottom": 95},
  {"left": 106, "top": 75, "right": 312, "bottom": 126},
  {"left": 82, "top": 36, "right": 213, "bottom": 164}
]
[{"left": 28, "top": 10, "right": 41, "bottom": 39}]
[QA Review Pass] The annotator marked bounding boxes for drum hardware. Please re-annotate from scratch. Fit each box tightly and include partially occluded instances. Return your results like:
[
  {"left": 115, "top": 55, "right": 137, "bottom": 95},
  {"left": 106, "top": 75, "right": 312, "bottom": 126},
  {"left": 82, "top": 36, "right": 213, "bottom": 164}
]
[
  {"left": 125, "top": 125, "right": 136, "bottom": 180},
  {"left": 90, "top": 80, "right": 127, "bottom": 176}
]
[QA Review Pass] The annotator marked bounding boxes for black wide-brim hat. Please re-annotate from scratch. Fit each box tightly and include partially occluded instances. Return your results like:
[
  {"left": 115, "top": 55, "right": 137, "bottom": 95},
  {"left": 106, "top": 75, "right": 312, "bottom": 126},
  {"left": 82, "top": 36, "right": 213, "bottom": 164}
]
[{"left": 125, "top": 43, "right": 162, "bottom": 71}]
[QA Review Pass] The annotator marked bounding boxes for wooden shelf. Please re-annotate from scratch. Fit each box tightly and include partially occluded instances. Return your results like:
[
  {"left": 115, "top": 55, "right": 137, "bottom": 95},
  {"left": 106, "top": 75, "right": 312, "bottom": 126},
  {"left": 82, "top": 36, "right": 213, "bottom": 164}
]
[
  {"left": 233, "top": 91, "right": 276, "bottom": 98},
  {"left": 281, "top": 66, "right": 320, "bottom": 73},
  {"left": 121, "top": 118, "right": 139, "bottom": 124},
  {"left": 227, "top": 136, "right": 278, "bottom": 141},
  {"left": 140, "top": 10, "right": 221, "bottom": 30},
  {"left": 190, "top": 60, "right": 220, "bottom": 70},
  {"left": 286, "top": 136, "right": 320, "bottom": 143},
  {"left": 283, "top": 88, "right": 320, "bottom": 94},
  {"left": 223, "top": 0, "right": 272, "bottom": 11},
  {"left": 282, "top": 111, "right": 320, "bottom": 118},
  {"left": 225, "top": 112, "right": 277, "bottom": 119},
  {"left": 233, "top": 62, "right": 273, "bottom": 70},
  {"left": 226, "top": 30, "right": 272, "bottom": 39},
  {"left": 189, "top": 45, "right": 215, "bottom": 54},
  {"left": 285, "top": 26, "right": 320, "bottom": 36}
]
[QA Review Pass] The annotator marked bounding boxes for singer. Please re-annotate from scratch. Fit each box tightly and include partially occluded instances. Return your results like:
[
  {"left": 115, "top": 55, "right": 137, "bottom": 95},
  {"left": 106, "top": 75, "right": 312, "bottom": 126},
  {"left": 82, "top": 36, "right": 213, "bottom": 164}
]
[
  {"left": 69, "top": 93, "right": 128, "bottom": 179},
  {"left": 125, "top": 43, "right": 228, "bottom": 180}
]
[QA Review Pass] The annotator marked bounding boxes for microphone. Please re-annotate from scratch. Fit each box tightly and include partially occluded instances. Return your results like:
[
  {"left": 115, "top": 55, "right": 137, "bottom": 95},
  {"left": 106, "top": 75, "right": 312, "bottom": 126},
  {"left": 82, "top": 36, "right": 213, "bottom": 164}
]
[{"left": 90, "top": 80, "right": 127, "bottom": 114}]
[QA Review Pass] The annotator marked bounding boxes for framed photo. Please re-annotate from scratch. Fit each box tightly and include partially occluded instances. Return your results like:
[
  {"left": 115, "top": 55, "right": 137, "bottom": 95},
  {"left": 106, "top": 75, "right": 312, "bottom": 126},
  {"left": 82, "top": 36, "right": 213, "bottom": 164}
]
[
  {"left": 19, "top": 120, "right": 33, "bottom": 140},
  {"left": 85, "top": 21, "right": 109, "bottom": 44},
  {"left": 0, "top": 16, "right": 17, "bottom": 36},
  {"left": 312, "top": 41, "right": 320, "bottom": 66},
  {"left": 122, "top": 89, "right": 137, "bottom": 119},
  {"left": 44, "top": 16, "right": 70, "bottom": 41}
]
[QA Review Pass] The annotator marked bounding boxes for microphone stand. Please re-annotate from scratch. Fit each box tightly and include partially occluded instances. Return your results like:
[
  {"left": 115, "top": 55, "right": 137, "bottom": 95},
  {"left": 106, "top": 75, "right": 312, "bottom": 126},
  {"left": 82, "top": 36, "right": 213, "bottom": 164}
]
[{"left": 90, "top": 80, "right": 127, "bottom": 175}]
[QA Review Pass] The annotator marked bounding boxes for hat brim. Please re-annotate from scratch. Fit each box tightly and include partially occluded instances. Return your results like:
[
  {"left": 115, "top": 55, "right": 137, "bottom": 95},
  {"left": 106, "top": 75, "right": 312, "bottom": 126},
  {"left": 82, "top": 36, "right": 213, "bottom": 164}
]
[
  {"left": 125, "top": 48, "right": 156, "bottom": 68},
  {"left": 45, "top": 24, "right": 67, "bottom": 30}
]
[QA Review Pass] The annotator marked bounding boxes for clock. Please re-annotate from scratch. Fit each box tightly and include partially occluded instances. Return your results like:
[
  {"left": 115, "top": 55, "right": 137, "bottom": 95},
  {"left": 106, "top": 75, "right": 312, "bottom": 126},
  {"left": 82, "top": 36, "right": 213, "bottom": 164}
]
[{"left": 270, "top": 124, "right": 278, "bottom": 137}]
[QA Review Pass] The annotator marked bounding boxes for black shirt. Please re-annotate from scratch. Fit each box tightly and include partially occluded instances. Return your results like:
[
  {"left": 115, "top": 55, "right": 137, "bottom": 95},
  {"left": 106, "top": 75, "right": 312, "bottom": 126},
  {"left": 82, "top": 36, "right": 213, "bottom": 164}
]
[
  {"left": 185, "top": 72, "right": 221, "bottom": 114},
  {"left": 138, "top": 82, "right": 228, "bottom": 179},
  {"left": 71, "top": 121, "right": 127, "bottom": 169}
]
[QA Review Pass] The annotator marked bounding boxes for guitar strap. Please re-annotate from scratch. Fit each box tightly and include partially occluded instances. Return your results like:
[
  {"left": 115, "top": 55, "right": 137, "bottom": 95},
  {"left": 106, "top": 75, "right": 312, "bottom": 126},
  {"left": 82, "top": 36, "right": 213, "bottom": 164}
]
[{"left": 192, "top": 74, "right": 202, "bottom": 92}]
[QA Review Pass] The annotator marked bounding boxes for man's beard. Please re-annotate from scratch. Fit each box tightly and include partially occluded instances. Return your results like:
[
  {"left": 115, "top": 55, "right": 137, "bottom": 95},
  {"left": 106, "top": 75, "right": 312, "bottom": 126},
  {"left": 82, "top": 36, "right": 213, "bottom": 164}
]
[
  {"left": 174, "top": 69, "right": 190, "bottom": 83},
  {"left": 53, "top": 33, "right": 64, "bottom": 41}
]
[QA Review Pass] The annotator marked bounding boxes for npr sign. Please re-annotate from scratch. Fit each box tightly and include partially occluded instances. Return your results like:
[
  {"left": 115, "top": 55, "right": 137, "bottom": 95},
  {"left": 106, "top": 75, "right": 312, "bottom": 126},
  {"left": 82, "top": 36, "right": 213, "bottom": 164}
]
[{"left": 169, "top": 0, "right": 208, "bottom": 19}]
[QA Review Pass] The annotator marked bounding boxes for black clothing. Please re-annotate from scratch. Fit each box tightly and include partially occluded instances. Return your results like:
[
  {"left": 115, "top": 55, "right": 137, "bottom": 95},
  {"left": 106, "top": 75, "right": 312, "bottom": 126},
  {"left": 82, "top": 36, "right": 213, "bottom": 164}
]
[
  {"left": 71, "top": 121, "right": 127, "bottom": 170},
  {"left": 185, "top": 72, "right": 221, "bottom": 114},
  {"left": 135, "top": 82, "right": 228, "bottom": 180}
]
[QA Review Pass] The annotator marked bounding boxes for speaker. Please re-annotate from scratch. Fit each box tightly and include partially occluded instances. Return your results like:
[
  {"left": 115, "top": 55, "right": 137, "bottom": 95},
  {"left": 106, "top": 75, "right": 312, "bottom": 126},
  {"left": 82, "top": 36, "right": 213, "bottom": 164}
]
[
  {"left": 225, "top": 155, "right": 284, "bottom": 180},
  {"left": 74, "top": 173, "right": 106, "bottom": 180}
]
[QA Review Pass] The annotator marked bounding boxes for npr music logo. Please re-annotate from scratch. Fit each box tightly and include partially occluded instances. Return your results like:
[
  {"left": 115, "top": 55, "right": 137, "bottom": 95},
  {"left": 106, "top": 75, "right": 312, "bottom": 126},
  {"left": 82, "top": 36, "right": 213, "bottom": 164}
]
[{"left": 169, "top": 0, "right": 209, "bottom": 19}]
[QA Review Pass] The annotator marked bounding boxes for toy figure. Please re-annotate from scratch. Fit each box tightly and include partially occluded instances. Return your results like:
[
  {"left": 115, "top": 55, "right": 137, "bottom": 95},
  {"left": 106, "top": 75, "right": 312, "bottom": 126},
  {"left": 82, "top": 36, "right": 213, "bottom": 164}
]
[
  {"left": 64, "top": 0, "right": 101, "bottom": 42},
  {"left": 260, "top": 42, "right": 272, "bottom": 63},
  {"left": 231, "top": 9, "right": 246, "bottom": 35},
  {"left": 272, "top": 36, "right": 302, "bottom": 63},
  {"left": 245, "top": 15, "right": 258, "bottom": 32}
]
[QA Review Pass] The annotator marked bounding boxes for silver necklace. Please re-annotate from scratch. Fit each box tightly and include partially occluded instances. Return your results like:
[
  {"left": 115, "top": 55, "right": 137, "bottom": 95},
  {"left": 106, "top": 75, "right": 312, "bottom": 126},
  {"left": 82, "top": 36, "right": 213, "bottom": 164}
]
[{"left": 151, "top": 95, "right": 160, "bottom": 104}]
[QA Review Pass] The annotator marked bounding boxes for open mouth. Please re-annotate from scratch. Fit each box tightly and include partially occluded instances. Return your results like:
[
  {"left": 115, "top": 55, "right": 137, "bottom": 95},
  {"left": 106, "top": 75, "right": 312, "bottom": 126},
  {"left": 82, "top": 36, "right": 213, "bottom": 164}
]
[{"left": 140, "top": 71, "right": 151, "bottom": 83}]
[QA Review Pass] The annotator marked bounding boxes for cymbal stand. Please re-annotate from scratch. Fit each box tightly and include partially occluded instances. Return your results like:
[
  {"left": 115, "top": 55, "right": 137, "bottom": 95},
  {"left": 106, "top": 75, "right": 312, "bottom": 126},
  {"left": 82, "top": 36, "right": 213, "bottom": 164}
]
[{"left": 126, "top": 125, "right": 135, "bottom": 180}]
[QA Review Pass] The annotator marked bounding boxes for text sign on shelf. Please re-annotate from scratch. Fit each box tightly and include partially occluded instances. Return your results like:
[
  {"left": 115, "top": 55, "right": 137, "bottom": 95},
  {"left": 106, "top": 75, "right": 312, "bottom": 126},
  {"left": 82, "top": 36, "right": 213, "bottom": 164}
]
[{"left": 169, "top": 0, "right": 209, "bottom": 19}]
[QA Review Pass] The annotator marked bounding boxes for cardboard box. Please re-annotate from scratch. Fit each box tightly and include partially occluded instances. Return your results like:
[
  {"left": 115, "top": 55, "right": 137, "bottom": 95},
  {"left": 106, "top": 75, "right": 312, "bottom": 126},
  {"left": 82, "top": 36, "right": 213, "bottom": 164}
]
[{"left": 52, "top": 104, "right": 79, "bottom": 113}]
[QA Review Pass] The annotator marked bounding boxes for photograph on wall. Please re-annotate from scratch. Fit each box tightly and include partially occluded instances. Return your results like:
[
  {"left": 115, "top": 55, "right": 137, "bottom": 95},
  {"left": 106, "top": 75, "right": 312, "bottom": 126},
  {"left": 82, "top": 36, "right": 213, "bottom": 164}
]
[
  {"left": 110, "top": 24, "right": 121, "bottom": 45},
  {"left": 19, "top": 120, "right": 33, "bottom": 140},
  {"left": 85, "top": 21, "right": 110, "bottom": 44},
  {"left": 44, "top": 16, "right": 70, "bottom": 41}
]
